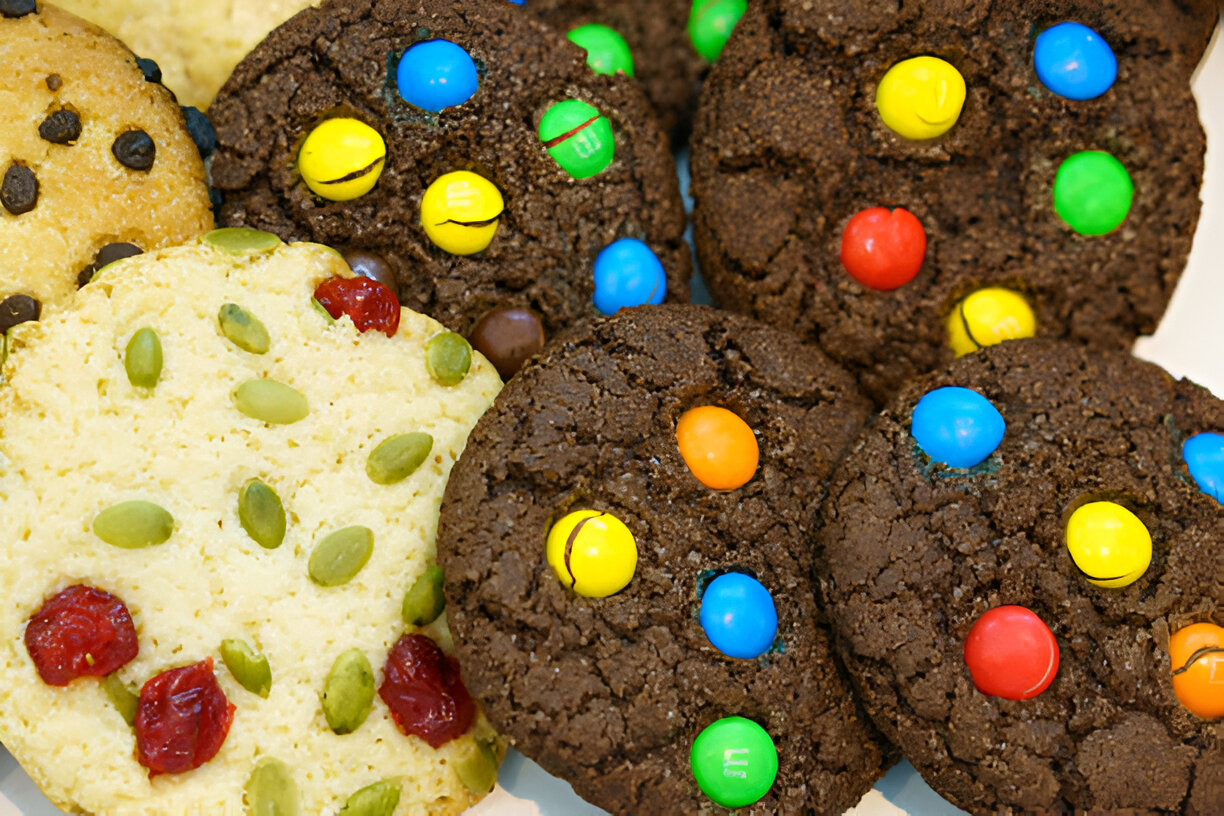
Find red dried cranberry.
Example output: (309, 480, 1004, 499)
(314, 275, 400, 337)
(135, 658, 234, 777)
(24, 585, 139, 686)
(378, 633, 475, 748)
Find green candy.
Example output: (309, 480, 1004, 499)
(690, 716, 778, 809)
(538, 99, 615, 180)
(204, 228, 283, 255)
(688, 0, 746, 62)
(567, 24, 634, 77)
(124, 328, 163, 388)
(1053, 150, 1133, 236)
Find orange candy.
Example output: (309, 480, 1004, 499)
(676, 406, 759, 490)
(1169, 622, 1224, 720)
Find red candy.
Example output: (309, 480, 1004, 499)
(378, 633, 475, 748)
(135, 658, 234, 777)
(24, 585, 139, 686)
(839, 206, 927, 290)
(313, 275, 401, 337)
(963, 605, 1059, 700)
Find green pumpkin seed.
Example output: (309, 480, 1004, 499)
(204, 228, 283, 255)
(308, 526, 373, 587)
(233, 379, 309, 424)
(336, 779, 401, 816)
(93, 500, 174, 548)
(425, 331, 472, 386)
(402, 565, 445, 627)
(365, 433, 433, 485)
(219, 304, 271, 354)
(453, 737, 500, 794)
(238, 479, 286, 549)
(245, 756, 299, 816)
(311, 298, 337, 324)
(124, 327, 163, 388)
(321, 648, 375, 735)
(220, 638, 272, 698)
(102, 674, 138, 726)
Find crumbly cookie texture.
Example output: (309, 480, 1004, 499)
(0, 235, 503, 815)
(0, 2, 213, 318)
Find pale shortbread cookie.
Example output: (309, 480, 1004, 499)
(0, 233, 503, 815)
(0, 2, 213, 323)
(55, 0, 320, 109)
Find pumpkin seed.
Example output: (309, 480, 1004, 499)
(124, 327, 162, 388)
(220, 638, 272, 698)
(401, 565, 445, 627)
(92, 500, 173, 548)
(238, 479, 286, 549)
(219, 304, 271, 354)
(336, 779, 400, 816)
(321, 648, 375, 735)
(365, 432, 433, 485)
(245, 756, 299, 816)
(311, 298, 336, 324)
(424, 331, 472, 386)
(308, 526, 373, 587)
(453, 737, 500, 794)
(233, 379, 309, 424)
(204, 228, 283, 255)
(102, 674, 138, 726)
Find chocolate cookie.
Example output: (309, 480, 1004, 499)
(209, 0, 690, 378)
(691, 0, 1218, 404)
(820, 339, 1223, 813)
(437, 304, 891, 814)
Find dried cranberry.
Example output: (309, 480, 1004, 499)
(378, 633, 475, 748)
(24, 585, 138, 686)
(314, 275, 400, 337)
(135, 658, 234, 777)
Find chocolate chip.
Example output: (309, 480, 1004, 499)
(0, 0, 36, 19)
(38, 109, 81, 145)
(111, 130, 155, 171)
(342, 250, 399, 299)
(1, 163, 38, 215)
(181, 106, 217, 158)
(468, 307, 546, 380)
(45, 73, 61, 91)
(136, 57, 162, 84)
(78, 243, 143, 287)
(0, 294, 40, 333)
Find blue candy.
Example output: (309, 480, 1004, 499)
(911, 386, 1005, 469)
(1034, 22, 1117, 101)
(699, 573, 777, 660)
(1183, 432, 1224, 503)
(396, 40, 479, 112)
(592, 238, 667, 315)
(506, 0, 525, 4)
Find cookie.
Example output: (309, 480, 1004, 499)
(819, 339, 1223, 813)
(209, 0, 691, 378)
(437, 304, 891, 814)
(691, 0, 1218, 404)
(0, 2, 214, 334)
(0, 231, 505, 814)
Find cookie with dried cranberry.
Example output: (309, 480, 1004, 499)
(0, 231, 504, 814)
(820, 339, 1224, 813)
(209, 0, 690, 378)
(0, 2, 214, 335)
(437, 304, 891, 814)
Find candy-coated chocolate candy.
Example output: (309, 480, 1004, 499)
(876, 56, 966, 141)
(1053, 151, 1133, 236)
(1182, 432, 1224, 504)
(297, 119, 386, 201)
(468, 306, 545, 380)
(1034, 22, 1117, 101)
(699, 573, 777, 660)
(676, 406, 759, 491)
(910, 386, 1004, 469)
(506, 0, 525, 5)
(545, 509, 637, 597)
(946, 288, 1037, 357)
(592, 238, 666, 314)
(963, 605, 1059, 700)
(396, 40, 479, 112)
(688, 0, 746, 62)
(1169, 622, 1224, 719)
(1064, 501, 1152, 588)
(840, 206, 926, 290)
(538, 99, 615, 179)
(690, 716, 778, 808)
(567, 24, 635, 77)
(420, 171, 504, 256)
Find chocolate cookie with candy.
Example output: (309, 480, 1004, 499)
(437, 305, 892, 814)
(820, 339, 1223, 813)
(210, 0, 690, 379)
(691, 0, 1218, 403)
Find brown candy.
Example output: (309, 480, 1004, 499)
(468, 307, 545, 380)
(112, 130, 155, 171)
(342, 250, 399, 299)
(0, 0, 35, 18)
(1, 163, 38, 215)
(38, 110, 81, 145)
(0, 294, 40, 333)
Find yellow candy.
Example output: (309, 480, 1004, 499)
(876, 56, 966, 141)
(545, 509, 637, 598)
(946, 288, 1037, 357)
(1065, 501, 1152, 588)
(297, 118, 386, 201)
(420, 171, 504, 256)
